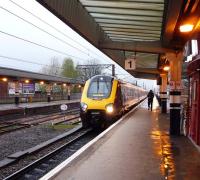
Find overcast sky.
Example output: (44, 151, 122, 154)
(0, 0, 156, 89)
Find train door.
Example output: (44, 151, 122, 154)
(114, 83, 123, 114)
(189, 72, 200, 145)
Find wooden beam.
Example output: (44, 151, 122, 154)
(162, 0, 184, 47)
(128, 71, 157, 80)
(131, 68, 159, 74)
(100, 40, 175, 54)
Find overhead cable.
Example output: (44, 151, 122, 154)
(7, 0, 112, 64)
(0, 30, 88, 61)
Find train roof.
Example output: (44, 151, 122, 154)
(88, 75, 146, 91)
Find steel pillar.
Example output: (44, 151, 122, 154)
(160, 74, 168, 113)
(15, 82, 20, 105)
(166, 52, 183, 135)
(46, 84, 52, 102)
(112, 64, 115, 76)
(67, 86, 71, 100)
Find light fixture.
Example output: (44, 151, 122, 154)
(179, 24, 194, 32)
(40, 81, 44, 85)
(54, 83, 57, 86)
(163, 66, 170, 71)
(2, 77, 7, 82)
(25, 80, 29, 83)
(78, 85, 81, 88)
(63, 83, 66, 87)
(162, 59, 170, 71)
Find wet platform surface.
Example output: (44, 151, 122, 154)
(43, 98, 200, 180)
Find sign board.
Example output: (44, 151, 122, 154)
(169, 81, 182, 90)
(176, 81, 181, 90)
(125, 58, 136, 70)
(22, 83, 35, 94)
(60, 104, 68, 111)
(169, 81, 175, 90)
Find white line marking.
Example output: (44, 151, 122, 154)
(40, 101, 144, 180)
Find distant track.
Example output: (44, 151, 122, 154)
(0, 108, 80, 135)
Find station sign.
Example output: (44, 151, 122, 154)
(125, 58, 136, 70)
(60, 104, 68, 111)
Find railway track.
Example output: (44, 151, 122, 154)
(0, 108, 80, 135)
(4, 128, 94, 180)
(1, 100, 145, 179)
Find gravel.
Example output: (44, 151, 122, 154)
(0, 124, 76, 161)
(0, 127, 93, 180)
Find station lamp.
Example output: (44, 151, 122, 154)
(2, 77, 8, 82)
(25, 80, 30, 83)
(179, 24, 194, 32)
(162, 59, 170, 71)
(163, 66, 170, 71)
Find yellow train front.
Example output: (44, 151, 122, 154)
(80, 75, 146, 128)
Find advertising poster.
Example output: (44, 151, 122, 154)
(35, 83, 41, 92)
(8, 82, 22, 95)
(22, 83, 35, 94)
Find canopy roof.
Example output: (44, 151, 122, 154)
(36, 0, 200, 79)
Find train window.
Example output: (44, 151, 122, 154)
(87, 76, 113, 99)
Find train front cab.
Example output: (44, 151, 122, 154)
(80, 76, 123, 128)
(187, 56, 200, 146)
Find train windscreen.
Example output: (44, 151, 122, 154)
(87, 76, 113, 99)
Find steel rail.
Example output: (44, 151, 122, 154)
(0, 109, 80, 135)
(4, 128, 93, 180)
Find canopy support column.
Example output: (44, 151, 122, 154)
(160, 74, 168, 113)
(166, 52, 183, 135)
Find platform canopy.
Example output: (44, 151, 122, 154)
(36, 0, 200, 79)
(0, 67, 83, 84)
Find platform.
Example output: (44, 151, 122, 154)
(41, 98, 200, 180)
(0, 99, 80, 117)
(0, 99, 79, 111)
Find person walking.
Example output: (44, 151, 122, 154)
(147, 90, 154, 111)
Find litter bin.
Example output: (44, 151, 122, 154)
(28, 96, 33, 103)
(47, 96, 51, 102)
(15, 96, 19, 105)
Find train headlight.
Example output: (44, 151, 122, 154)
(81, 102, 88, 112)
(106, 104, 114, 113)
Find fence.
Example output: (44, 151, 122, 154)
(0, 93, 81, 104)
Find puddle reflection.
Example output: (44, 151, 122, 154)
(151, 130, 175, 179)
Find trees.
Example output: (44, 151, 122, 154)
(40, 57, 61, 76)
(40, 57, 108, 81)
(76, 59, 103, 81)
(61, 58, 78, 78)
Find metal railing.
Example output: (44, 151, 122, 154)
(0, 93, 81, 104)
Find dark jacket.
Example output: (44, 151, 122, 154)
(147, 91, 154, 100)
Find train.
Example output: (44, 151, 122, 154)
(80, 75, 147, 128)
